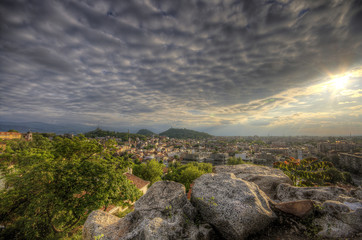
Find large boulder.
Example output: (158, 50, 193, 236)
(83, 210, 122, 240)
(275, 184, 362, 238)
(313, 200, 362, 238)
(83, 181, 214, 240)
(274, 200, 314, 218)
(191, 173, 276, 240)
(214, 164, 292, 199)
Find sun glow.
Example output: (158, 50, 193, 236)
(330, 73, 350, 89)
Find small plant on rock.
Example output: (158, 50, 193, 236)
(165, 205, 173, 219)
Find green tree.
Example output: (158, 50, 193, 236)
(164, 162, 212, 191)
(227, 157, 246, 165)
(178, 166, 203, 191)
(133, 159, 164, 185)
(0, 136, 141, 239)
(273, 157, 353, 186)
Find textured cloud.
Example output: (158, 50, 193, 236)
(0, 0, 361, 135)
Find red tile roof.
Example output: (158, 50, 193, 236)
(124, 173, 150, 189)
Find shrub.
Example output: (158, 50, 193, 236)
(164, 162, 212, 191)
(273, 157, 351, 186)
(227, 157, 246, 165)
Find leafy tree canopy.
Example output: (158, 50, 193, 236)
(227, 157, 246, 165)
(0, 135, 141, 239)
(164, 162, 213, 191)
(133, 159, 165, 185)
(273, 157, 353, 187)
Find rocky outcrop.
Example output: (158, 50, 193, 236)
(275, 183, 362, 238)
(83, 210, 121, 240)
(313, 200, 362, 238)
(83, 165, 362, 240)
(274, 200, 314, 218)
(83, 181, 214, 240)
(214, 164, 292, 199)
(276, 183, 358, 202)
(191, 173, 276, 240)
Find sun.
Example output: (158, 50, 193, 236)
(330, 73, 350, 89)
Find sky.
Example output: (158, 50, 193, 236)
(0, 0, 362, 136)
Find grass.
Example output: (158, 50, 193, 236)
(114, 207, 134, 218)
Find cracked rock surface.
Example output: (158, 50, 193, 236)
(191, 173, 276, 240)
(83, 181, 214, 240)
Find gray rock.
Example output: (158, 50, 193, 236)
(82, 210, 123, 240)
(344, 201, 362, 211)
(340, 207, 362, 232)
(83, 181, 214, 240)
(276, 185, 362, 238)
(312, 200, 362, 238)
(321, 200, 351, 215)
(276, 183, 350, 202)
(191, 173, 276, 240)
(314, 214, 360, 238)
(351, 187, 362, 200)
(214, 164, 292, 199)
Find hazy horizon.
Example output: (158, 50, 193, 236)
(1, 120, 361, 137)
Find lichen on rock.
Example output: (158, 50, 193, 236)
(83, 165, 362, 240)
(191, 173, 276, 240)
(214, 164, 292, 199)
(83, 181, 214, 240)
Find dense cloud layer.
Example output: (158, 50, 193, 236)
(0, 0, 361, 135)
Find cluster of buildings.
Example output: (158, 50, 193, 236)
(0, 131, 32, 141)
(94, 135, 362, 174)
(0, 131, 33, 152)
(1, 131, 361, 213)
(1, 130, 361, 174)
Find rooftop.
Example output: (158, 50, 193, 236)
(124, 173, 150, 189)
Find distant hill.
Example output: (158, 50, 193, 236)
(84, 128, 146, 141)
(159, 128, 212, 139)
(137, 129, 155, 136)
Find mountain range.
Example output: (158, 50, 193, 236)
(0, 122, 213, 139)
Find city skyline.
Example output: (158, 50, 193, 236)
(1, 0, 361, 136)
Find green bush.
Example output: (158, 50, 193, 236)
(164, 162, 212, 191)
(227, 157, 246, 165)
(273, 157, 352, 187)
(133, 159, 165, 185)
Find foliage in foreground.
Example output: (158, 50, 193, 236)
(164, 162, 213, 191)
(0, 135, 142, 239)
(273, 157, 353, 187)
